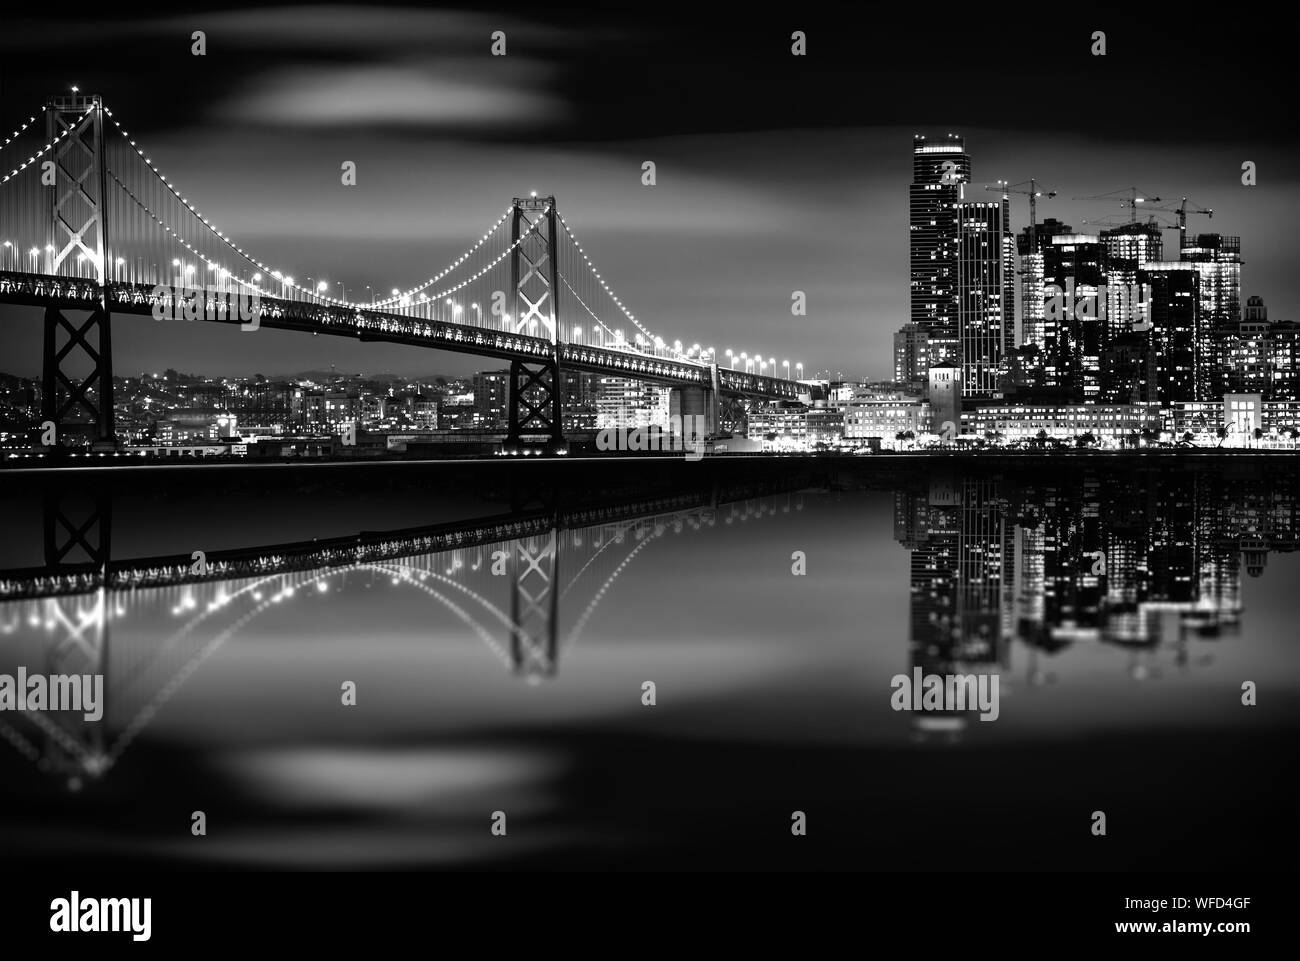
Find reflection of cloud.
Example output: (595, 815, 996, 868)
(221, 746, 565, 812)
(218, 63, 570, 129)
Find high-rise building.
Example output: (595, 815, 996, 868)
(1181, 233, 1242, 328)
(910, 134, 970, 364)
(1017, 217, 1074, 352)
(1212, 296, 1300, 402)
(956, 198, 1015, 398)
(1101, 221, 1162, 342)
(893, 323, 930, 386)
(1043, 233, 1106, 400)
(1140, 263, 1202, 403)
(595, 377, 670, 429)
(1181, 234, 1242, 394)
(561, 370, 599, 432)
(472, 369, 509, 427)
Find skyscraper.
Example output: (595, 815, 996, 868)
(956, 197, 1015, 398)
(1017, 217, 1074, 353)
(1140, 263, 1201, 403)
(1101, 221, 1163, 342)
(910, 134, 970, 365)
(1181, 234, 1242, 395)
(1181, 234, 1242, 328)
(1043, 233, 1106, 400)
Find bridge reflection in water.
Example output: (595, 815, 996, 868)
(0, 467, 809, 788)
(0, 461, 1295, 869)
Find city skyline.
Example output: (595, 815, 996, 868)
(1, 123, 1292, 383)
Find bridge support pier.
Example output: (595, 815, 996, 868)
(669, 385, 715, 441)
(716, 396, 749, 436)
(505, 354, 565, 452)
(42, 304, 116, 448)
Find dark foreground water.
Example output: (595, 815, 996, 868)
(0, 458, 1295, 870)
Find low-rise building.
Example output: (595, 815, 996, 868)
(961, 402, 1161, 446)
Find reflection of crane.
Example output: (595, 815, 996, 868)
(1139, 197, 1213, 250)
(1073, 187, 1161, 223)
(986, 179, 1056, 251)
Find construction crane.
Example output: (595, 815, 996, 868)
(1139, 197, 1213, 250)
(1081, 213, 1176, 231)
(986, 179, 1057, 251)
(1073, 187, 1162, 223)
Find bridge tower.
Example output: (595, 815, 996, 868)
(506, 196, 565, 451)
(42, 91, 115, 449)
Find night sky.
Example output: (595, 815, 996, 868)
(1, 3, 1296, 381)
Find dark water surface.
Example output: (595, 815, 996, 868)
(0, 459, 1295, 869)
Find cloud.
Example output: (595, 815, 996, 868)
(216, 62, 570, 129)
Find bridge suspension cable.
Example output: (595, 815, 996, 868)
(104, 109, 514, 310)
(0, 98, 803, 382)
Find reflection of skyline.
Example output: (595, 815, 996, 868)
(894, 467, 1298, 733)
(0, 462, 1295, 871)
(0, 462, 1295, 787)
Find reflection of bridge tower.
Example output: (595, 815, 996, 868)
(42, 91, 115, 448)
(40, 594, 109, 790)
(509, 532, 559, 680)
(44, 485, 112, 576)
(39, 485, 112, 786)
(506, 196, 564, 450)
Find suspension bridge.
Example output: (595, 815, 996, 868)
(0, 91, 806, 451)
(0, 473, 806, 788)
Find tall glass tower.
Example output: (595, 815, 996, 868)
(910, 134, 970, 366)
(956, 197, 1015, 398)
